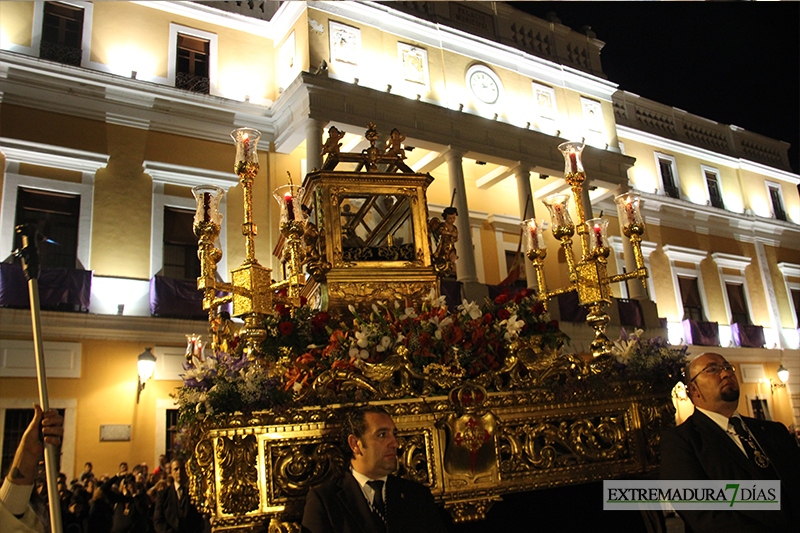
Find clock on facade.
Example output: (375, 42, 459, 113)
(467, 65, 502, 105)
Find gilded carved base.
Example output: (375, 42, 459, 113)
(187, 386, 674, 531)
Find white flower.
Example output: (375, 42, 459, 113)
(423, 288, 448, 308)
(396, 333, 406, 344)
(292, 381, 303, 392)
(349, 343, 369, 360)
(428, 315, 453, 340)
(376, 336, 392, 352)
(355, 329, 371, 348)
(348, 304, 357, 314)
(503, 314, 525, 340)
(400, 307, 418, 320)
(372, 304, 380, 315)
(458, 299, 482, 320)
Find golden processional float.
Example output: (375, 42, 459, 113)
(178, 124, 684, 532)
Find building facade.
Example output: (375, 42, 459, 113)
(0, 1, 798, 480)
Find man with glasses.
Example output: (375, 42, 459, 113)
(660, 352, 800, 532)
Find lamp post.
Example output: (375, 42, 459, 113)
(136, 347, 156, 403)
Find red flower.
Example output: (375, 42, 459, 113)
(497, 309, 511, 320)
(276, 304, 291, 317)
(300, 296, 308, 306)
(494, 294, 509, 305)
(513, 289, 529, 304)
(482, 313, 493, 324)
(315, 311, 331, 323)
(532, 302, 545, 315)
(279, 322, 295, 335)
(548, 320, 559, 329)
(535, 323, 547, 332)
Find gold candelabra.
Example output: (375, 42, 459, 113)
(192, 128, 305, 360)
(524, 141, 648, 358)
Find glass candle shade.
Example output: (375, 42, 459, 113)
(543, 193, 573, 229)
(523, 218, 546, 252)
(192, 185, 224, 228)
(558, 141, 585, 175)
(587, 218, 609, 250)
(273, 184, 304, 223)
(231, 128, 261, 166)
(615, 192, 644, 232)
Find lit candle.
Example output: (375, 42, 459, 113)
(203, 192, 211, 223)
(569, 149, 578, 174)
(625, 198, 635, 225)
(529, 225, 538, 249)
(242, 133, 250, 159)
(284, 191, 295, 220)
(593, 224, 603, 248)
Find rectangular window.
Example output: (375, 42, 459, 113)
(1, 408, 64, 479)
(768, 184, 787, 221)
(678, 276, 704, 321)
(705, 171, 725, 209)
(791, 288, 800, 326)
(176, 34, 210, 94)
(14, 187, 81, 269)
(658, 158, 679, 199)
(725, 283, 750, 325)
(166, 409, 179, 461)
(40, 1, 84, 66)
(505, 250, 526, 282)
(162, 207, 200, 280)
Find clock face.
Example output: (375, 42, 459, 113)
(469, 70, 499, 104)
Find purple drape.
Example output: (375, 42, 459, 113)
(150, 275, 207, 319)
(557, 291, 589, 323)
(439, 279, 462, 313)
(0, 263, 91, 311)
(617, 299, 644, 328)
(682, 319, 719, 346)
(732, 323, 765, 348)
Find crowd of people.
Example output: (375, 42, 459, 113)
(10, 441, 206, 533)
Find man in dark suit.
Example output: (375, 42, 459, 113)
(153, 459, 205, 533)
(302, 405, 448, 533)
(660, 352, 800, 533)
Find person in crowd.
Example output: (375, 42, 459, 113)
(661, 352, 800, 532)
(87, 478, 117, 533)
(153, 459, 204, 533)
(302, 405, 448, 533)
(0, 404, 63, 533)
(152, 456, 168, 477)
(111, 476, 150, 533)
(79, 462, 94, 484)
(117, 463, 129, 477)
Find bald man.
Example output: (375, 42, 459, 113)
(660, 352, 800, 533)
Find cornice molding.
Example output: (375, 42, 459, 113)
(0, 137, 108, 172)
(710, 252, 751, 272)
(142, 161, 239, 189)
(0, 308, 199, 344)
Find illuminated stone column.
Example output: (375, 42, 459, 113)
(444, 147, 486, 302)
(515, 165, 537, 288)
(305, 118, 324, 173)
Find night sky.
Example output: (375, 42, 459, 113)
(508, 1, 800, 173)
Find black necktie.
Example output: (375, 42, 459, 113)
(366, 480, 386, 522)
(729, 417, 769, 468)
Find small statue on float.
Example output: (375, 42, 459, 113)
(321, 126, 346, 158)
(210, 310, 238, 354)
(384, 128, 407, 160)
(428, 206, 459, 277)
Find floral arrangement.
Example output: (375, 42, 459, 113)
(174, 288, 564, 422)
(610, 328, 688, 386)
